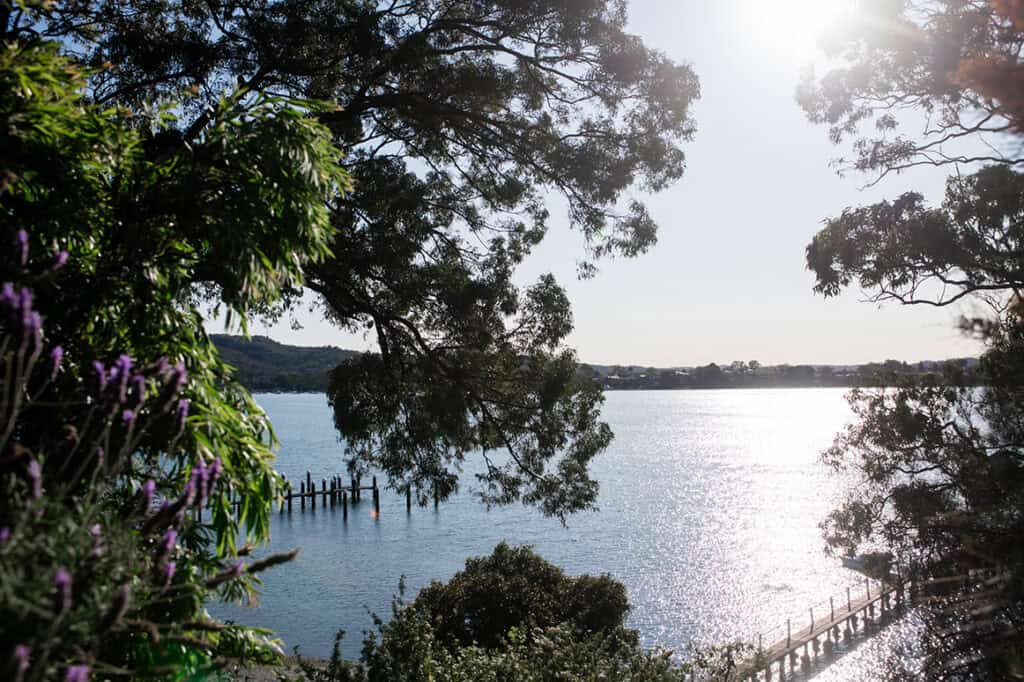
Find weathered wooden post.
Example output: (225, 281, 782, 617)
(287, 482, 293, 513)
(809, 607, 814, 629)
(434, 487, 439, 508)
(786, 619, 791, 647)
(866, 577, 870, 600)
(311, 478, 316, 510)
(830, 597, 834, 621)
(373, 479, 380, 516)
(300, 481, 306, 511)
(342, 491, 348, 521)
(801, 644, 810, 671)
(351, 475, 357, 502)
(306, 471, 312, 497)
(406, 487, 412, 513)
(847, 586, 851, 612)
(329, 478, 335, 507)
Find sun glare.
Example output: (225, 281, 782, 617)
(741, 0, 853, 58)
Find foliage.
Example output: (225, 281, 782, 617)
(797, 0, 1024, 181)
(0, 19, 348, 678)
(406, 542, 630, 651)
(802, 0, 1024, 677)
(293, 545, 750, 682)
(14, 0, 701, 519)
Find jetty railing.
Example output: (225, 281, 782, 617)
(733, 574, 907, 681)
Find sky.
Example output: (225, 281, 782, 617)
(214, 0, 988, 367)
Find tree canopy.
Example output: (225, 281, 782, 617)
(10, 0, 701, 517)
(801, 0, 1024, 676)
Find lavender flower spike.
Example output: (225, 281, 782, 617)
(49, 250, 68, 272)
(141, 479, 156, 509)
(65, 664, 90, 682)
(13, 644, 30, 682)
(157, 528, 177, 563)
(54, 567, 71, 614)
(26, 459, 41, 499)
(15, 230, 28, 264)
(49, 345, 63, 380)
(0, 527, 10, 545)
(175, 398, 190, 433)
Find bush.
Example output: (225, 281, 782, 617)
(0, 17, 348, 678)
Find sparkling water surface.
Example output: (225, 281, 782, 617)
(211, 389, 903, 678)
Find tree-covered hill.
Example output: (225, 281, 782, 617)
(212, 334, 361, 392)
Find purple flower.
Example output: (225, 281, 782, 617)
(179, 477, 196, 508)
(17, 287, 33, 327)
(26, 459, 41, 499)
(25, 311, 41, 352)
(0, 527, 10, 545)
(153, 356, 169, 375)
(170, 361, 187, 393)
(190, 461, 210, 507)
(49, 250, 68, 272)
(142, 479, 156, 509)
(112, 354, 133, 403)
(54, 567, 71, 614)
(15, 230, 28, 264)
(14, 644, 30, 677)
(175, 398, 189, 433)
(209, 457, 223, 490)
(0, 282, 15, 311)
(122, 409, 136, 426)
(49, 345, 63, 380)
(89, 524, 101, 537)
(92, 360, 107, 392)
(163, 560, 176, 586)
(157, 528, 177, 563)
(64, 664, 89, 682)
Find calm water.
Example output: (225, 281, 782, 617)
(211, 389, 910, 678)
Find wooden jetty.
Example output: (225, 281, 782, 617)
(216, 471, 422, 520)
(735, 576, 907, 681)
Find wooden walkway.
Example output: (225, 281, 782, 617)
(212, 471, 437, 521)
(735, 579, 904, 680)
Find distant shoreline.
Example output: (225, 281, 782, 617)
(213, 334, 980, 394)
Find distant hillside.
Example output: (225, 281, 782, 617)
(212, 334, 361, 392)
(213, 334, 980, 393)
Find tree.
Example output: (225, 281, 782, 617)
(297, 545, 749, 682)
(0, 20, 349, 677)
(17, 0, 701, 518)
(407, 542, 630, 651)
(801, 1, 1024, 676)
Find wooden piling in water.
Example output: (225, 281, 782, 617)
(300, 481, 305, 510)
(342, 491, 348, 521)
(406, 488, 412, 513)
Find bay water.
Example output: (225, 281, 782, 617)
(211, 389, 913, 678)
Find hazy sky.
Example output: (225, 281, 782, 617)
(218, 0, 987, 367)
